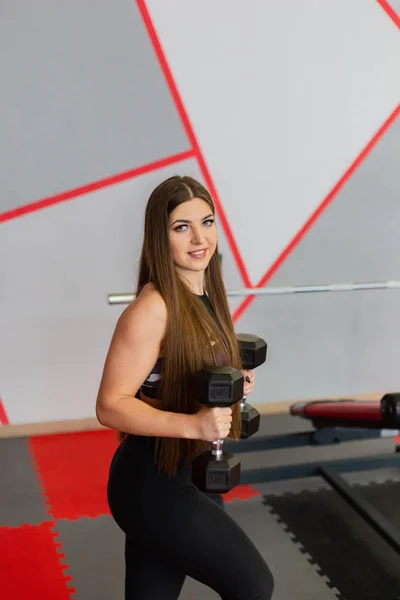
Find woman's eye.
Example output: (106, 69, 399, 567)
(174, 219, 214, 232)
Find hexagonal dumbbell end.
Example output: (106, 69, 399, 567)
(240, 404, 261, 439)
(380, 393, 400, 426)
(189, 366, 244, 407)
(191, 451, 241, 494)
(236, 333, 267, 370)
(236, 334, 267, 439)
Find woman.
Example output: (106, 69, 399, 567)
(96, 175, 275, 599)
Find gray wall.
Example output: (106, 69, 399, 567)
(1, 0, 399, 424)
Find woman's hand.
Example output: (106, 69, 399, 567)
(193, 406, 233, 441)
(241, 369, 255, 396)
(189, 369, 255, 441)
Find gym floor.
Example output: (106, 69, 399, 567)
(2, 414, 400, 600)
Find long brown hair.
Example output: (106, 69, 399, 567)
(133, 175, 243, 476)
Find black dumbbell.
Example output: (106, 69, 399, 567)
(236, 333, 268, 439)
(380, 393, 400, 426)
(189, 366, 244, 494)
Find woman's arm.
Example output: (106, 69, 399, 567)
(96, 285, 198, 439)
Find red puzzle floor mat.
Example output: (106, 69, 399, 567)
(28, 429, 118, 520)
(224, 484, 261, 502)
(0, 521, 74, 600)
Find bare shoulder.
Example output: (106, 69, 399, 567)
(135, 282, 167, 319)
(117, 282, 167, 337)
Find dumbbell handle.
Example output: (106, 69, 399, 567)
(211, 439, 224, 459)
(213, 375, 252, 451)
(191, 366, 245, 458)
(213, 384, 250, 456)
(214, 382, 250, 456)
(240, 375, 251, 410)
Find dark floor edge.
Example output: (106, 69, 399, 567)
(262, 497, 345, 600)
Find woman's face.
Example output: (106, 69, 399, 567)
(168, 197, 217, 275)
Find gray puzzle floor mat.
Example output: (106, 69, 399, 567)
(2, 419, 400, 599)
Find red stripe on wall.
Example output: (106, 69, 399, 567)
(377, 0, 400, 28)
(0, 398, 10, 425)
(0, 149, 195, 224)
(232, 104, 400, 322)
(136, 0, 252, 289)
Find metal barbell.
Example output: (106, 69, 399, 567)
(107, 280, 400, 305)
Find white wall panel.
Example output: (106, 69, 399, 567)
(146, 0, 400, 283)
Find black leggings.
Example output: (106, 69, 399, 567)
(107, 434, 275, 600)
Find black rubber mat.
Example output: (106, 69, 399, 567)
(264, 479, 400, 600)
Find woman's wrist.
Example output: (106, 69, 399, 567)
(160, 410, 199, 440)
(183, 413, 200, 440)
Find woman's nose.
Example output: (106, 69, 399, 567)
(191, 227, 206, 244)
